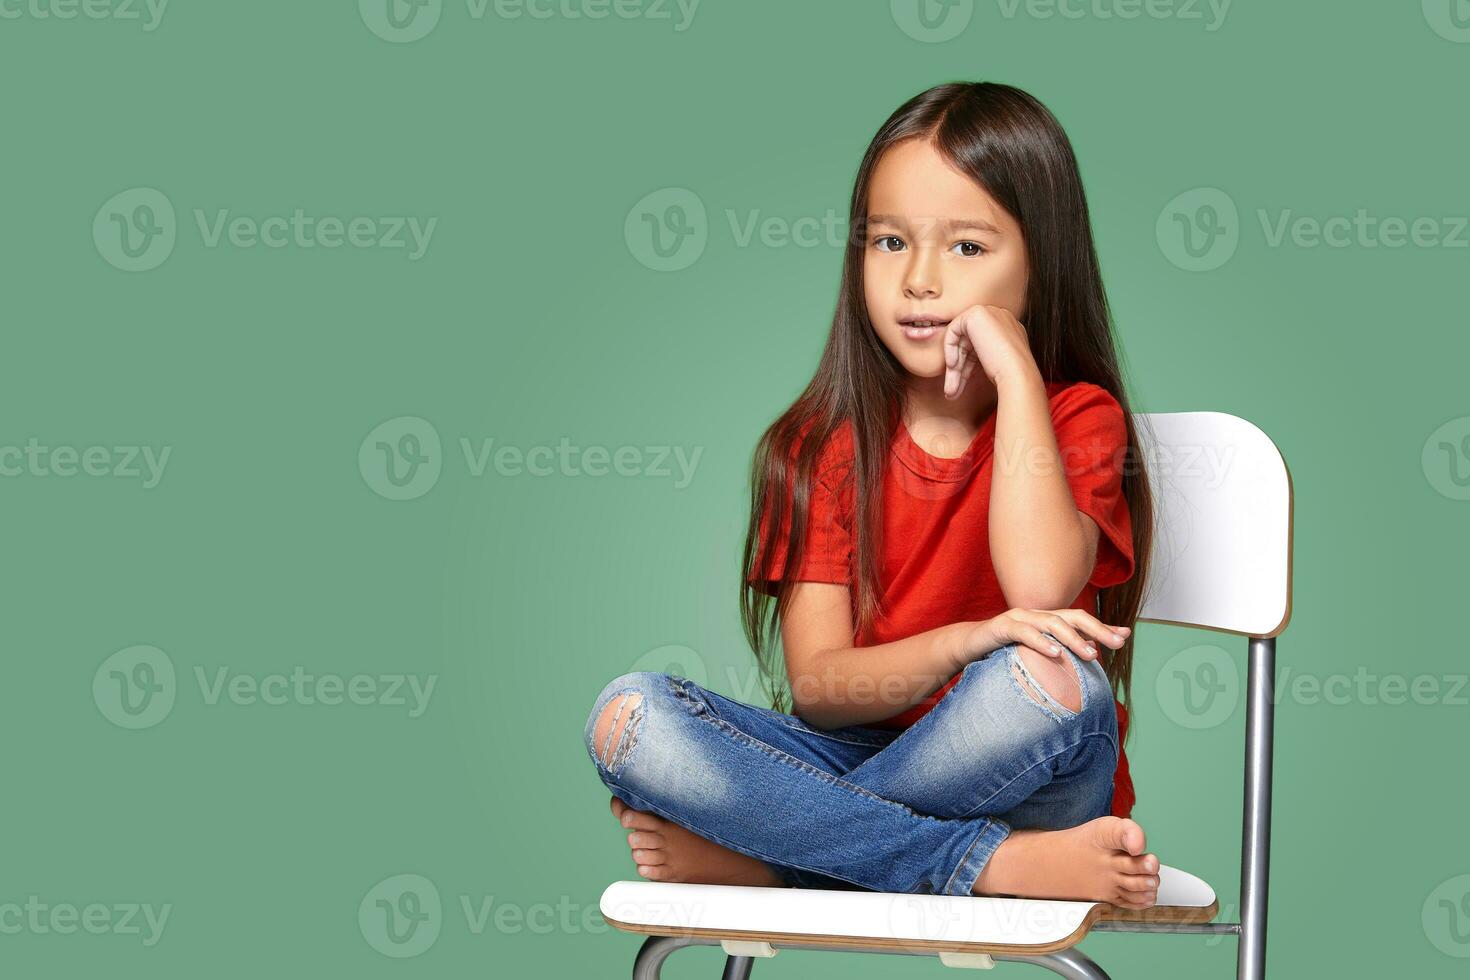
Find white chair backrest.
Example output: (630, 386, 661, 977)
(1133, 412, 1293, 637)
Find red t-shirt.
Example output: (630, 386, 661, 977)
(749, 380, 1137, 818)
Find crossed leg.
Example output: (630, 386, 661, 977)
(588, 647, 1159, 906)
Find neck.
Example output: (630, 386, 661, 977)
(902, 372, 998, 433)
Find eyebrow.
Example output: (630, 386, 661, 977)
(867, 213, 1002, 235)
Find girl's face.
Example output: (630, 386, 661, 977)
(862, 138, 1029, 382)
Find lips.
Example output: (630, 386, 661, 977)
(899, 314, 950, 341)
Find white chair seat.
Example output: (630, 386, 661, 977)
(600, 865, 1217, 955)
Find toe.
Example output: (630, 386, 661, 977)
(1112, 888, 1155, 910)
(610, 795, 625, 819)
(1117, 818, 1147, 855)
(1119, 873, 1159, 895)
(637, 864, 666, 881)
(631, 848, 666, 865)
(1112, 852, 1156, 875)
(620, 808, 664, 831)
(627, 831, 665, 850)
(1090, 816, 1146, 857)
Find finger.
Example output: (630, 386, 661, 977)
(943, 316, 968, 366)
(950, 343, 977, 399)
(1019, 624, 1065, 659)
(1037, 615, 1099, 661)
(959, 356, 977, 388)
(1060, 611, 1131, 648)
(945, 357, 969, 399)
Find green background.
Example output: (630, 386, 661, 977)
(3, 0, 1467, 976)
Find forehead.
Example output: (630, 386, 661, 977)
(866, 138, 1013, 232)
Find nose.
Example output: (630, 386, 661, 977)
(902, 246, 941, 300)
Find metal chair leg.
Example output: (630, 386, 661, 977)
(720, 954, 754, 980)
(632, 935, 706, 980)
(1237, 636, 1275, 980)
(628, 935, 1112, 980)
(996, 948, 1113, 979)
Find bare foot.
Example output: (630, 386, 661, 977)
(973, 816, 1161, 909)
(609, 796, 784, 886)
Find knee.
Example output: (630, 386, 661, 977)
(1007, 645, 1084, 715)
(585, 672, 663, 773)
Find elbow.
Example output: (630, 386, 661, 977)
(786, 654, 841, 729)
(1001, 569, 1091, 611)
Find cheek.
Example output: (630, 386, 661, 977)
(862, 258, 882, 307)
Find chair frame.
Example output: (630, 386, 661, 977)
(610, 411, 1290, 980)
(624, 637, 1271, 980)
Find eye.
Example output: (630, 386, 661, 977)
(952, 241, 986, 257)
(873, 235, 906, 253)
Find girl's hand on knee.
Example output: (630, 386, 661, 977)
(967, 608, 1131, 664)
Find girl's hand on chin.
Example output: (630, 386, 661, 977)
(941, 305, 1035, 399)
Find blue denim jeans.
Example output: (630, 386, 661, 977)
(584, 644, 1119, 896)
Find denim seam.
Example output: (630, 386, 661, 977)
(667, 679, 915, 808)
(685, 680, 893, 749)
(955, 731, 1120, 820)
(704, 715, 938, 810)
(774, 718, 895, 748)
(941, 817, 1009, 896)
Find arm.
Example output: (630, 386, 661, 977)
(779, 581, 1130, 730)
(987, 365, 1099, 609)
(779, 581, 974, 730)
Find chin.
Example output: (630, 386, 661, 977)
(896, 355, 945, 380)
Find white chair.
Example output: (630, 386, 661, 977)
(599, 411, 1293, 980)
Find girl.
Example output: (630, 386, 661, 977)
(585, 81, 1160, 907)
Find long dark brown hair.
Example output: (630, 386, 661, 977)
(739, 82, 1155, 737)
